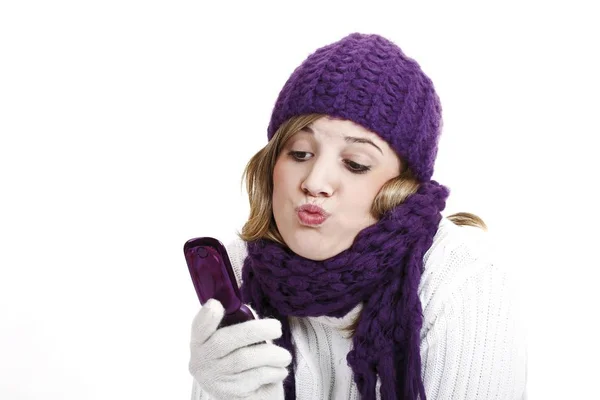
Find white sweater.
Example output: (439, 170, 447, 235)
(191, 218, 528, 400)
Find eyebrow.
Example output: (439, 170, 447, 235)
(300, 126, 383, 155)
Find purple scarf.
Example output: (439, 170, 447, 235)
(241, 180, 449, 400)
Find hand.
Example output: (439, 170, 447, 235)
(189, 299, 291, 400)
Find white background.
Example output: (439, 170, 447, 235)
(1, 1, 598, 399)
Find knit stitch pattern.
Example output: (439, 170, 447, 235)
(267, 33, 442, 182)
(241, 180, 450, 400)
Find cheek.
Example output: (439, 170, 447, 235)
(272, 159, 293, 206)
(342, 175, 387, 224)
(273, 158, 299, 190)
(272, 160, 286, 194)
(349, 180, 380, 207)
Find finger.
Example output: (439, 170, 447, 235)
(253, 383, 285, 400)
(221, 366, 289, 395)
(190, 298, 225, 346)
(206, 319, 283, 358)
(222, 343, 292, 373)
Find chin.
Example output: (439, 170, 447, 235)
(285, 230, 347, 261)
(293, 247, 331, 261)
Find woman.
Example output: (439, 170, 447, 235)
(188, 33, 527, 400)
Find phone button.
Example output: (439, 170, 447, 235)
(195, 247, 208, 258)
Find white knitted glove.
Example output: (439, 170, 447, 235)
(189, 299, 291, 400)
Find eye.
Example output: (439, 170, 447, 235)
(344, 160, 371, 174)
(287, 151, 371, 174)
(288, 151, 312, 161)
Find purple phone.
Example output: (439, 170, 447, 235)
(184, 237, 255, 327)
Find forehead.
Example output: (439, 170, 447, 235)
(307, 116, 384, 143)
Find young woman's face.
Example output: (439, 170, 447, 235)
(272, 116, 402, 261)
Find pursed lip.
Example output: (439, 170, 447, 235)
(296, 204, 330, 216)
(295, 204, 331, 226)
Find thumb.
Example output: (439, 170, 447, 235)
(190, 298, 225, 346)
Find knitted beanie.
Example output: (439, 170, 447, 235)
(267, 33, 442, 182)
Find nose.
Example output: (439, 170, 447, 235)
(300, 160, 335, 197)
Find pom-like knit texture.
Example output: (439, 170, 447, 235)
(267, 33, 442, 182)
(241, 181, 450, 400)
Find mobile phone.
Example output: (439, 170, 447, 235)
(184, 237, 255, 327)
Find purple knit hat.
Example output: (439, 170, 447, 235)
(267, 33, 442, 182)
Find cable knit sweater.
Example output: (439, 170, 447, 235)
(191, 217, 528, 400)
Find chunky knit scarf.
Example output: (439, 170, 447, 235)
(240, 180, 450, 400)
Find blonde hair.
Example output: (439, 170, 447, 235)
(240, 114, 486, 243)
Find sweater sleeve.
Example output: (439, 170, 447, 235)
(420, 259, 528, 400)
(225, 237, 247, 288)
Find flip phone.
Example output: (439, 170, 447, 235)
(184, 237, 255, 327)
